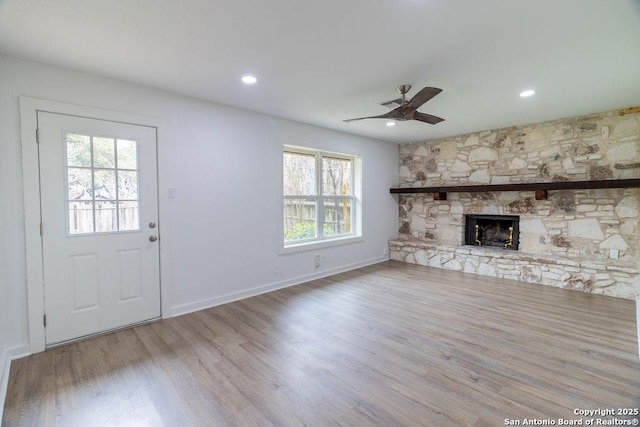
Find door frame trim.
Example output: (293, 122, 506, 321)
(20, 96, 170, 353)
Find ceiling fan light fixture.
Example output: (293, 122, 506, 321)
(520, 89, 535, 98)
(386, 121, 396, 127)
(241, 75, 257, 84)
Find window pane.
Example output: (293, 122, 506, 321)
(93, 137, 115, 168)
(65, 133, 142, 236)
(323, 198, 352, 236)
(118, 171, 138, 200)
(118, 201, 140, 231)
(284, 198, 317, 242)
(68, 168, 93, 200)
(283, 152, 316, 195)
(94, 169, 116, 200)
(322, 157, 352, 196)
(68, 201, 94, 234)
(117, 139, 138, 170)
(95, 201, 117, 232)
(66, 134, 92, 167)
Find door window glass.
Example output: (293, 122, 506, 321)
(65, 133, 140, 235)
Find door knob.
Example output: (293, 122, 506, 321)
(149, 222, 156, 229)
(149, 235, 158, 242)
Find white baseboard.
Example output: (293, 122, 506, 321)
(0, 345, 31, 421)
(171, 256, 388, 318)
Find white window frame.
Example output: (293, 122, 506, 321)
(281, 145, 362, 253)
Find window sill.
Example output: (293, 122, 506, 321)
(280, 235, 363, 254)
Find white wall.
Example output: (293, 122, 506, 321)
(0, 208, 5, 371)
(0, 54, 398, 353)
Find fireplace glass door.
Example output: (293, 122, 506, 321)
(465, 215, 519, 250)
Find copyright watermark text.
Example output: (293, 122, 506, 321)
(504, 408, 639, 426)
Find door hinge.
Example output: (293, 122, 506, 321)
(36, 128, 40, 144)
(40, 222, 43, 237)
(43, 314, 47, 327)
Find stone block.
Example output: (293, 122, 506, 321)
(464, 136, 480, 146)
(599, 234, 629, 250)
(477, 263, 497, 277)
(507, 157, 527, 170)
(588, 165, 613, 180)
(468, 147, 498, 162)
(450, 201, 464, 214)
(567, 219, 604, 240)
(428, 254, 442, 268)
(566, 168, 587, 175)
(451, 159, 473, 172)
(519, 218, 547, 234)
(399, 165, 412, 180)
(468, 169, 491, 183)
(540, 146, 562, 160)
(438, 141, 459, 159)
(414, 146, 430, 156)
(606, 265, 638, 274)
(414, 249, 431, 266)
(410, 215, 427, 232)
(389, 250, 403, 260)
(585, 212, 614, 218)
(581, 262, 606, 270)
(519, 234, 548, 255)
(443, 259, 463, 271)
(606, 141, 638, 162)
(575, 204, 597, 212)
(613, 118, 640, 136)
(615, 196, 639, 218)
(464, 258, 479, 273)
(450, 172, 471, 178)
(595, 279, 616, 287)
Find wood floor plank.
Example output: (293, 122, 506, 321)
(3, 261, 639, 426)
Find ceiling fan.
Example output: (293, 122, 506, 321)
(343, 84, 445, 125)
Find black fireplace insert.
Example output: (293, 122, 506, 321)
(465, 214, 520, 250)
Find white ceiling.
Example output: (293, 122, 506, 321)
(1, 0, 639, 144)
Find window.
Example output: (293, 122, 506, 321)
(283, 146, 359, 248)
(65, 132, 140, 235)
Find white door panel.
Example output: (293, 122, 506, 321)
(38, 112, 160, 345)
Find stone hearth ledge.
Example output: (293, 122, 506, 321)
(389, 238, 639, 300)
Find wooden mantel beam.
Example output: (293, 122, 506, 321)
(390, 178, 640, 195)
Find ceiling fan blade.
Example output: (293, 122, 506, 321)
(413, 111, 445, 125)
(343, 109, 403, 123)
(380, 97, 404, 109)
(405, 87, 442, 111)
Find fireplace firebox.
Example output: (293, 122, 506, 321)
(465, 214, 519, 250)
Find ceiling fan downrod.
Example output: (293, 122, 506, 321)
(397, 84, 411, 104)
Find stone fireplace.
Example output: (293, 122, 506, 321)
(465, 215, 519, 250)
(389, 107, 640, 300)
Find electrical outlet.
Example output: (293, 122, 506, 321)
(609, 249, 619, 259)
(274, 264, 280, 274)
(314, 254, 321, 269)
(383, 247, 389, 256)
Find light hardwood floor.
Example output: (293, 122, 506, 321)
(3, 261, 639, 426)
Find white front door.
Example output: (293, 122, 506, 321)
(38, 112, 161, 346)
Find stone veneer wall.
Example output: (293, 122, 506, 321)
(390, 107, 640, 300)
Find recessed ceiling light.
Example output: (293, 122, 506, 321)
(520, 89, 535, 98)
(386, 121, 396, 127)
(242, 75, 257, 84)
